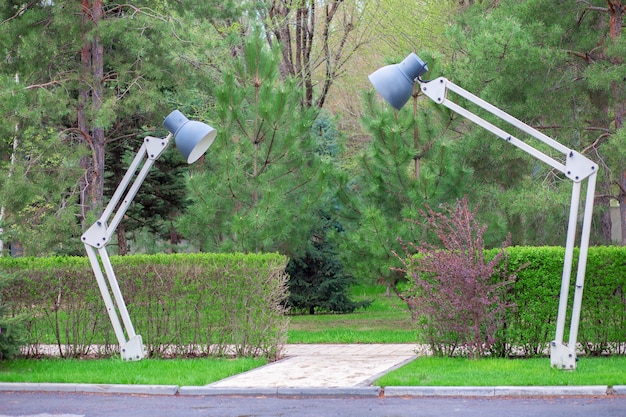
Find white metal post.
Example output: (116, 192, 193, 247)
(568, 172, 597, 348)
(555, 181, 581, 343)
(84, 244, 127, 346)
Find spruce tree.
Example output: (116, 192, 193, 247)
(286, 211, 371, 314)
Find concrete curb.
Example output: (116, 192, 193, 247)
(384, 386, 495, 397)
(277, 387, 381, 397)
(384, 385, 611, 397)
(1, 383, 621, 397)
(612, 385, 626, 395)
(179, 386, 278, 396)
(75, 384, 179, 395)
(494, 385, 609, 397)
(0, 382, 78, 393)
(179, 386, 381, 397)
(0, 382, 178, 395)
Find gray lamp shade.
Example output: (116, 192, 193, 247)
(368, 53, 429, 110)
(163, 110, 217, 164)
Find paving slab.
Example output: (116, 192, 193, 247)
(208, 344, 418, 389)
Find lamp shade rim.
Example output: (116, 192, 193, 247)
(178, 127, 216, 163)
(163, 109, 217, 164)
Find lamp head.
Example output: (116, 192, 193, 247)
(163, 110, 217, 163)
(368, 53, 429, 110)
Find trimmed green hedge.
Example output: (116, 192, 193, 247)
(0, 253, 289, 359)
(491, 246, 626, 356)
(2, 247, 624, 358)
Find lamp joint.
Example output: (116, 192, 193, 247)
(82, 220, 109, 248)
(144, 136, 169, 161)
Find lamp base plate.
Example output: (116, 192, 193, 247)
(550, 341, 577, 370)
(121, 335, 144, 361)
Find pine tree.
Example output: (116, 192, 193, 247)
(0, 1, 221, 255)
(445, 0, 621, 245)
(176, 31, 332, 256)
(338, 56, 471, 289)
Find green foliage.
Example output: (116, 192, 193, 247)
(395, 244, 626, 358)
(0, 270, 27, 360)
(105, 138, 190, 253)
(445, 0, 620, 245)
(0, 124, 86, 257)
(496, 246, 571, 356)
(499, 246, 626, 357)
(377, 356, 626, 387)
(0, 1, 225, 256)
(0, 357, 266, 386)
(0, 253, 289, 359)
(339, 60, 471, 286)
(177, 30, 332, 255)
(286, 213, 371, 314)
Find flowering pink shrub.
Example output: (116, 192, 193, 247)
(395, 196, 516, 358)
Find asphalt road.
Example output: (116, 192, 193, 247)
(1, 392, 626, 417)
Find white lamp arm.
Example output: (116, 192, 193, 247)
(419, 77, 597, 182)
(418, 76, 598, 369)
(80, 134, 171, 361)
(78, 109, 217, 362)
(82, 135, 171, 247)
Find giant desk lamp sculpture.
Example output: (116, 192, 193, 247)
(81, 110, 217, 361)
(370, 53, 598, 370)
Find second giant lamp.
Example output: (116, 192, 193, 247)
(370, 53, 598, 370)
(81, 110, 217, 360)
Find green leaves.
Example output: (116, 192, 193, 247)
(178, 31, 331, 255)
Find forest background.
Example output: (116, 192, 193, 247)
(1, 0, 626, 301)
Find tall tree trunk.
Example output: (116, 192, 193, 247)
(78, 0, 106, 222)
(267, 0, 356, 109)
(117, 221, 128, 255)
(607, 0, 626, 244)
(0, 108, 19, 256)
(78, 1, 92, 222)
(616, 151, 626, 248)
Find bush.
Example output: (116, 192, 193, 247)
(0, 253, 289, 359)
(500, 246, 626, 356)
(0, 270, 27, 360)
(396, 197, 516, 358)
(396, 240, 626, 357)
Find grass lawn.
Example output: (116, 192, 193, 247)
(0, 357, 266, 386)
(287, 284, 417, 343)
(376, 355, 626, 387)
(1, 285, 623, 387)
